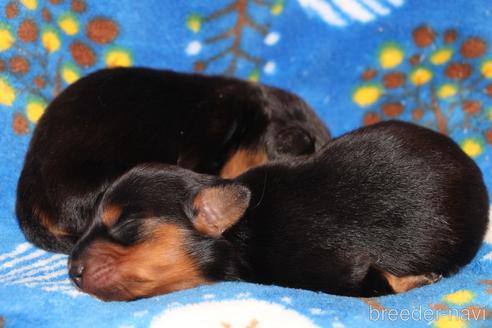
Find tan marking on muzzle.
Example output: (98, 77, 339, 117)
(82, 222, 210, 300)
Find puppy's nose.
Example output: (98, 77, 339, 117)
(68, 259, 84, 288)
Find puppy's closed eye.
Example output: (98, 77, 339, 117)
(107, 218, 143, 245)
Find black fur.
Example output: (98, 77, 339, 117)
(233, 121, 489, 295)
(16, 67, 330, 253)
(69, 120, 489, 299)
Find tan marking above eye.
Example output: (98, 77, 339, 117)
(101, 205, 122, 227)
(220, 147, 268, 179)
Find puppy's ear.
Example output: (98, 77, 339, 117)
(267, 125, 315, 158)
(191, 184, 251, 237)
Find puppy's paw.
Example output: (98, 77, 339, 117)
(383, 271, 443, 293)
(424, 272, 443, 284)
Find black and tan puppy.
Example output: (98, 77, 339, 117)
(16, 67, 330, 253)
(68, 121, 488, 301)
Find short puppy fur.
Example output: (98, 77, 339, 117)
(16, 67, 330, 253)
(69, 121, 489, 300)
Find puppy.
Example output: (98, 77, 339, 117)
(68, 120, 489, 301)
(16, 67, 331, 254)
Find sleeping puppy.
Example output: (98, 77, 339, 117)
(68, 120, 489, 301)
(16, 67, 330, 254)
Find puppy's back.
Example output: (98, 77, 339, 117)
(316, 120, 489, 275)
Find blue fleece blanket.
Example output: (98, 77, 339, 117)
(1, 0, 491, 327)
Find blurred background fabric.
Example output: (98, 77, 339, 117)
(0, 0, 491, 327)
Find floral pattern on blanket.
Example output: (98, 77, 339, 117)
(0, 0, 132, 135)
